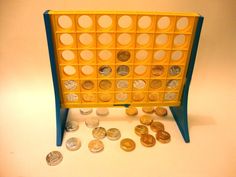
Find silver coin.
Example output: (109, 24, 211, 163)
(65, 137, 81, 151)
(116, 80, 129, 89)
(80, 108, 93, 115)
(85, 117, 99, 128)
(65, 120, 79, 132)
(92, 127, 106, 139)
(133, 79, 146, 89)
(64, 80, 77, 90)
(96, 108, 109, 116)
(66, 93, 78, 102)
(107, 128, 121, 141)
(117, 65, 129, 76)
(88, 139, 104, 153)
(116, 92, 128, 101)
(99, 65, 112, 76)
(117, 50, 131, 62)
(164, 92, 177, 101)
(46, 151, 63, 166)
(167, 79, 179, 89)
(169, 65, 181, 76)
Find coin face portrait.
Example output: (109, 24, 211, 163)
(63, 80, 78, 90)
(135, 125, 148, 136)
(169, 65, 181, 76)
(120, 138, 136, 152)
(156, 130, 171, 143)
(46, 151, 63, 166)
(92, 127, 106, 139)
(117, 50, 131, 62)
(88, 139, 104, 153)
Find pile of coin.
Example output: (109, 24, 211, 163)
(126, 106, 168, 117)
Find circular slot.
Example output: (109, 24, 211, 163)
(99, 50, 112, 61)
(117, 50, 131, 62)
(133, 93, 145, 101)
(64, 80, 77, 90)
(155, 34, 168, 45)
(58, 15, 72, 29)
(98, 33, 112, 45)
(174, 35, 186, 46)
(133, 80, 146, 89)
(63, 65, 76, 76)
(116, 80, 129, 89)
(138, 16, 152, 29)
(116, 92, 128, 101)
(78, 15, 93, 28)
(99, 65, 112, 76)
(117, 65, 130, 76)
(81, 65, 94, 75)
(157, 16, 170, 29)
(79, 33, 93, 45)
(137, 34, 150, 45)
(99, 80, 112, 90)
(80, 50, 94, 61)
(148, 92, 160, 101)
(98, 15, 112, 28)
(176, 17, 189, 30)
(117, 33, 132, 45)
(136, 50, 148, 61)
(82, 80, 94, 90)
(60, 33, 73, 45)
(98, 93, 112, 102)
(134, 65, 147, 75)
(153, 50, 166, 61)
(151, 65, 164, 76)
(118, 15, 132, 28)
(164, 92, 177, 101)
(150, 79, 162, 89)
(171, 51, 183, 61)
(82, 93, 96, 102)
(62, 50, 75, 61)
(167, 79, 179, 89)
(66, 93, 78, 102)
(169, 65, 181, 76)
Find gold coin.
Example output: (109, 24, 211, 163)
(150, 121, 164, 133)
(88, 139, 104, 153)
(126, 106, 138, 116)
(82, 80, 94, 90)
(120, 138, 136, 152)
(142, 106, 154, 114)
(99, 80, 112, 90)
(82, 93, 96, 102)
(155, 107, 168, 117)
(150, 79, 162, 89)
(156, 130, 171, 143)
(132, 92, 145, 101)
(92, 127, 106, 139)
(46, 151, 63, 166)
(134, 125, 148, 136)
(98, 93, 112, 102)
(151, 65, 164, 76)
(140, 115, 153, 125)
(117, 50, 131, 62)
(140, 134, 156, 147)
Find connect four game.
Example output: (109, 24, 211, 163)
(44, 10, 203, 146)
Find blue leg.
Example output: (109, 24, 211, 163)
(56, 107, 69, 146)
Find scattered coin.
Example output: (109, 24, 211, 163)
(99, 80, 112, 90)
(92, 127, 106, 139)
(151, 65, 164, 76)
(107, 128, 121, 141)
(117, 65, 130, 76)
(120, 138, 136, 152)
(80, 108, 93, 115)
(169, 65, 181, 76)
(88, 139, 104, 153)
(140, 115, 153, 125)
(150, 79, 162, 89)
(85, 117, 99, 128)
(156, 130, 171, 143)
(98, 93, 112, 102)
(167, 79, 179, 89)
(142, 106, 154, 114)
(117, 50, 131, 62)
(135, 125, 148, 136)
(65, 137, 81, 151)
(140, 134, 156, 147)
(99, 65, 112, 76)
(65, 120, 79, 132)
(155, 107, 168, 117)
(64, 80, 77, 90)
(46, 151, 63, 166)
(82, 80, 94, 90)
(96, 108, 109, 116)
(132, 92, 145, 101)
(126, 106, 138, 116)
(150, 121, 164, 133)
(116, 80, 129, 89)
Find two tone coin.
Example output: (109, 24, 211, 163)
(107, 128, 121, 141)
(120, 138, 136, 152)
(46, 151, 63, 166)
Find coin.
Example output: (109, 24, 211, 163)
(133, 79, 146, 89)
(65, 120, 79, 132)
(156, 130, 171, 143)
(155, 107, 168, 117)
(148, 92, 159, 101)
(117, 50, 131, 62)
(64, 80, 77, 90)
(46, 151, 63, 166)
(66, 93, 78, 102)
(117, 65, 130, 76)
(88, 139, 104, 153)
(169, 65, 181, 76)
(96, 108, 109, 116)
(120, 138, 136, 152)
(140, 115, 153, 125)
(92, 127, 106, 139)
(167, 79, 179, 89)
(107, 128, 121, 140)
(116, 92, 128, 101)
(132, 92, 145, 101)
(134, 125, 148, 136)
(99, 65, 112, 76)
(99, 80, 112, 90)
(82, 80, 94, 90)
(150, 79, 162, 89)
(164, 92, 177, 101)
(140, 134, 156, 147)
(82, 93, 96, 102)
(142, 106, 154, 114)
(80, 108, 93, 115)
(65, 137, 81, 151)
(151, 65, 164, 76)
(117, 80, 129, 89)
(85, 117, 99, 128)
(98, 93, 112, 102)
(126, 106, 138, 116)
(150, 121, 164, 132)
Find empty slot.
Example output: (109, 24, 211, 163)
(157, 16, 170, 29)
(82, 80, 94, 90)
(155, 34, 168, 45)
(62, 50, 75, 61)
(137, 33, 150, 45)
(116, 80, 129, 89)
(171, 51, 183, 61)
(138, 16, 152, 29)
(81, 65, 94, 75)
(99, 50, 112, 61)
(117, 65, 130, 76)
(169, 65, 181, 76)
(174, 35, 186, 46)
(133, 79, 146, 89)
(117, 50, 131, 62)
(176, 17, 189, 30)
(98, 33, 112, 45)
(99, 65, 112, 76)
(79, 33, 93, 45)
(116, 92, 128, 101)
(117, 33, 132, 45)
(151, 65, 164, 76)
(99, 80, 112, 90)
(78, 15, 93, 28)
(60, 33, 73, 45)
(118, 15, 132, 28)
(58, 15, 72, 29)
(150, 79, 162, 89)
(63, 80, 78, 90)
(98, 15, 112, 28)
(134, 65, 147, 75)
(66, 93, 79, 102)
(153, 50, 166, 60)
(63, 65, 76, 76)
(80, 50, 94, 61)
(136, 50, 148, 61)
